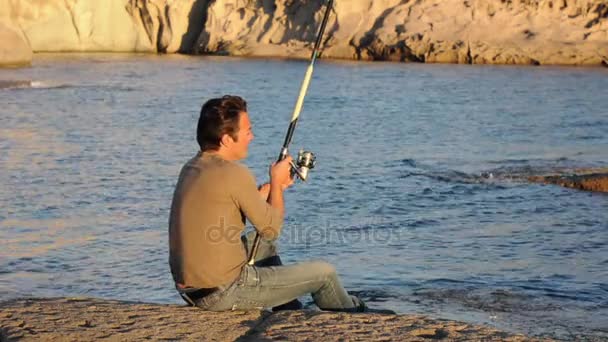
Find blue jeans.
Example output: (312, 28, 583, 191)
(189, 231, 357, 311)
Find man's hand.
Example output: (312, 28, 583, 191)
(269, 156, 294, 191)
(281, 175, 294, 190)
(259, 156, 294, 201)
(266, 156, 293, 219)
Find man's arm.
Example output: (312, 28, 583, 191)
(231, 157, 293, 240)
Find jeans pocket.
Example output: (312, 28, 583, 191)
(238, 265, 260, 287)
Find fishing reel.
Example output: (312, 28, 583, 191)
(289, 149, 316, 181)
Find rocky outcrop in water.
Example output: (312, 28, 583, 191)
(528, 168, 608, 192)
(1, 0, 607, 67)
(0, 297, 544, 341)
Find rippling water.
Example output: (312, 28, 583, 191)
(1, 54, 607, 340)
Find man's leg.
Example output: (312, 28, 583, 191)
(230, 261, 357, 311)
(198, 232, 359, 312)
(241, 231, 302, 310)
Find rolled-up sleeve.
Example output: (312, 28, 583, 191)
(230, 164, 283, 240)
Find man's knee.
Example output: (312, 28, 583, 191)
(308, 261, 337, 277)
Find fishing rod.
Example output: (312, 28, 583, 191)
(248, 0, 334, 265)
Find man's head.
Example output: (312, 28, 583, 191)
(197, 95, 254, 160)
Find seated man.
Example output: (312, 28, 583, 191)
(168, 95, 364, 311)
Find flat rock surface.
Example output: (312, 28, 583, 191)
(241, 310, 546, 341)
(0, 298, 262, 341)
(0, 298, 547, 341)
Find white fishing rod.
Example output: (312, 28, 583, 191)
(248, 0, 334, 265)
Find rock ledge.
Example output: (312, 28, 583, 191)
(0, 297, 544, 341)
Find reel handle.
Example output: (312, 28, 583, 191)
(289, 160, 307, 181)
(290, 150, 316, 181)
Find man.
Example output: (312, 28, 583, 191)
(168, 95, 364, 312)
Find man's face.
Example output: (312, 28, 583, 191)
(229, 111, 254, 160)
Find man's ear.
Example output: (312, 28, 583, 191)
(219, 133, 233, 148)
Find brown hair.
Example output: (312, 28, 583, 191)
(197, 95, 247, 151)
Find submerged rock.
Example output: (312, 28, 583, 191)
(0, 297, 544, 341)
(0, 80, 31, 89)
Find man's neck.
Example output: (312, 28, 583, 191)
(204, 149, 235, 161)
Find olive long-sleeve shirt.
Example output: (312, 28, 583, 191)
(169, 152, 283, 289)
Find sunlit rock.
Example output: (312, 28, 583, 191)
(0, 0, 206, 54)
(0, 23, 32, 67)
(196, 0, 608, 66)
(1, 0, 607, 66)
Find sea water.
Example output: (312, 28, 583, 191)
(1, 54, 607, 340)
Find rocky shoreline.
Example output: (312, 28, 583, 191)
(1, 0, 607, 67)
(0, 297, 547, 341)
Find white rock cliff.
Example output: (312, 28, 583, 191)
(1, 0, 607, 67)
(0, 0, 207, 66)
(197, 0, 608, 65)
